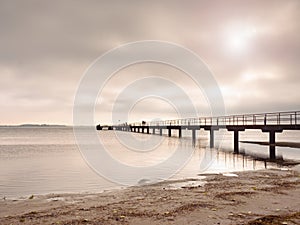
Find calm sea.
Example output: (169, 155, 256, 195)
(0, 127, 299, 199)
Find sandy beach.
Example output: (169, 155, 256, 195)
(0, 166, 299, 225)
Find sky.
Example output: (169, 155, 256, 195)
(1, 0, 300, 125)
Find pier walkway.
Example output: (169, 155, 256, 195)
(97, 111, 300, 160)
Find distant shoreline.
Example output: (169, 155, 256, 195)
(0, 125, 99, 128)
(0, 124, 68, 128)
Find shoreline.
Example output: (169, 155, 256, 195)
(1, 167, 299, 225)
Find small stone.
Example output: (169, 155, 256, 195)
(167, 216, 174, 221)
(281, 222, 288, 225)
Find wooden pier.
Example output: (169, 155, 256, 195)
(97, 111, 300, 160)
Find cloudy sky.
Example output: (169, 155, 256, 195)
(1, 0, 300, 125)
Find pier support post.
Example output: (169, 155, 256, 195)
(192, 129, 196, 146)
(234, 130, 239, 154)
(262, 128, 283, 160)
(204, 126, 219, 148)
(269, 130, 276, 160)
(168, 129, 171, 137)
(147, 127, 149, 134)
(210, 129, 214, 148)
(178, 128, 182, 138)
(227, 127, 245, 154)
(159, 128, 162, 136)
(152, 128, 155, 134)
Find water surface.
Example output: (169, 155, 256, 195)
(0, 127, 299, 198)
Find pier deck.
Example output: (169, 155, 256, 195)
(97, 111, 300, 159)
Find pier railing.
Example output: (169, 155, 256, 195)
(128, 111, 299, 127)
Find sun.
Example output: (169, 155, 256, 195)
(229, 34, 247, 51)
(225, 25, 256, 53)
(242, 72, 256, 82)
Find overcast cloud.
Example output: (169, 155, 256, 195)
(0, 0, 300, 125)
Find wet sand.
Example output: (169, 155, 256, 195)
(0, 167, 299, 225)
